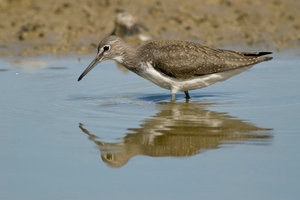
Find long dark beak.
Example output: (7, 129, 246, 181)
(77, 55, 102, 81)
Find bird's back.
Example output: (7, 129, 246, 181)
(138, 40, 272, 79)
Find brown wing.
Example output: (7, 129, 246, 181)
(141, 41, 272, 79)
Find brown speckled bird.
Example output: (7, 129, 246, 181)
(78, 35, 272, 100)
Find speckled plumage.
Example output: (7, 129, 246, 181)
(78, 35, 272, 100)
(137, 40, 272, 79)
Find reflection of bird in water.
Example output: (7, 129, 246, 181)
(79, 102, 272, 168)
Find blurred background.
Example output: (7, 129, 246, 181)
(0, 0, 299, 56)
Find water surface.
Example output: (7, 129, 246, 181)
(1, 53, 299, 200)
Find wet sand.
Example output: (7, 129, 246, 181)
(0, 0, 299, 56)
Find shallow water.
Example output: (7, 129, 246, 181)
(1, 52, 300, 200)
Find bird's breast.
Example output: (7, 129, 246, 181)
(137, 62, 173, 90)
(135, 62, 253, 93)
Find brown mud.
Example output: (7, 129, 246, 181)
(0, 0, 299, 56)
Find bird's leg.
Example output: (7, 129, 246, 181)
(184, 91, 190, 99)
(171, 92, 176, 101)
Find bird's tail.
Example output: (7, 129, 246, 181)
(242, 51, 273, 61)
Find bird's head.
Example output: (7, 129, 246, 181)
(77, 35, 125, 81)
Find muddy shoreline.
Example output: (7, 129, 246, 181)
(0, 0, 299, 56)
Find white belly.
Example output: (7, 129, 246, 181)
(137, 62, 252, 94)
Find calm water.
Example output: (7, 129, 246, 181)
(1, 52, 299, 200)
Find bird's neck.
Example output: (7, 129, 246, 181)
(117, 42, 140, 70)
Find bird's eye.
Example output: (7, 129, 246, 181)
(105, 154, 114, 161)
(103, 45, 110, 51)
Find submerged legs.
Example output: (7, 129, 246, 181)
(171, 93, 176, 101)
(184, 91, 190, 99)
(171, 91, 190, 101)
